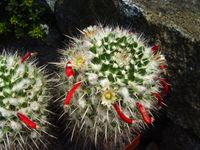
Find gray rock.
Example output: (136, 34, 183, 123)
(54, 0, 144, 35)
(45, 0, 57, 12)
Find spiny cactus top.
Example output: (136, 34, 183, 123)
(0, 52, 50, 149)
(59, 25, 168, 145)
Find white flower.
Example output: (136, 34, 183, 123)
(101, 88, 117, 107)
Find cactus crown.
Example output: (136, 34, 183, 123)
(59, 25, 168, 145)
(0, 52, 50, 149)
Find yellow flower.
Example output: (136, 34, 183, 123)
(71, 52, 86, 70)
(101, 88, 117, 107)
(75, 55, 85, 67)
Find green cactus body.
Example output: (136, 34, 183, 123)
(0, 52, 50, 149)
(59, 26, 168, 146)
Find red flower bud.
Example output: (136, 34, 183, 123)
(64, 82, 81, 106)
(151, 44, 159, 53)
(113, 103, 136, 124)
(65, 61, 74, 77)
(136, 102, 153, 125)
(160, 78, 169, 94)
(17, 112, 37, 129)
(21, 52, 31, 63)
(151, 92, 163, 107)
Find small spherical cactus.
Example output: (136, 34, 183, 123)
(58, 25, 168, 146)
(0, 51, 51, 149)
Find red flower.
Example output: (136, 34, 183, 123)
(136, 102, 153, 125)
(151, 44, 159, 53)
(113, 103, 136, 124)
(64, 82, 81, 106)
(17, 112, 37, 129)
(21, 52, 32, 63)
(65, 61, 74, 77)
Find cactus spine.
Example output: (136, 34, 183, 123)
(0, 51, 51, 149)
(58, 25, 168, 146)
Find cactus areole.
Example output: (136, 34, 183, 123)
(0, 52, 50, 149)
(59, 26, 168, 146)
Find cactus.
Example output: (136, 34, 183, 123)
(0, 51, 51, 149)
(58, 25, 168, 146)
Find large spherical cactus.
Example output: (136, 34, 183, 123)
(0, 51, 51, 149)
(58, 25, 168, 146)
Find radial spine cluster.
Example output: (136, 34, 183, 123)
(59, 25, 168, 144)
(0, 52, 50, 149)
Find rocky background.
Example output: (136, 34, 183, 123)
(0, 0, 200, 150)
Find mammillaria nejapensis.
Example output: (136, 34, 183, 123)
(0, 51, 51, 149)
(58, 25, 168, 146)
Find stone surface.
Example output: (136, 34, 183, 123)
(160, 124, 200, 150)
(45, 0, 57, 11)
(54, 0, 145, 35)
(130, 0, 200, 40)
